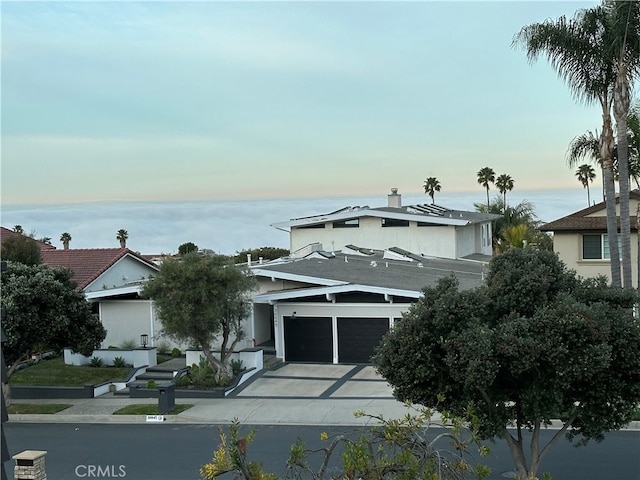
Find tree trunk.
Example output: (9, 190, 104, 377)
(615, 66, 633, 288)
(636, 203, 640, 291)
(601, 112, 622, 288)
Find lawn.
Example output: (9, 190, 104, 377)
(7, 403, 71, 414)
(113, 404, 192, 415)
(9, 357, 132, 386)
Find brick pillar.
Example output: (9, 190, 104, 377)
(12, 451, 47, 480)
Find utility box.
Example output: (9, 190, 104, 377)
(13, 450, 47, 480)
(157, 383, 175, 414)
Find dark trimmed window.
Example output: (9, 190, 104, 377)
(381, 218, 409, 227)
(582, 234, 618, 260)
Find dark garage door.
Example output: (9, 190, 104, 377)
(284, 316, 333, 363)
(337, 317, 389, 364)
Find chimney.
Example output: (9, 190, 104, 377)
(388, 188, 401, 208)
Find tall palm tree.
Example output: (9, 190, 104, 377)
(477, 167, 495, 210)
(60, 232, 72, 250)
(609, 0, 640, 288)
(116, 229, 128, 248)
(576, 164, 597, 206)
(495, 174, 514, 209)
(514, 4, 622, 287)
(423, 177, 441, 204)
(567, 130, 606, 200)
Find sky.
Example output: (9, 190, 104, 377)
(0, 0, 602, 208)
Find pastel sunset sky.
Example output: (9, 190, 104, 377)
(2, 1, 599, 206)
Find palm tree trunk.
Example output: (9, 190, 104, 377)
(615, 67, 633, 288)
(602, 114, 622, 288)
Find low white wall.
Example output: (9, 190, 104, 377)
(186, 349, 263, 371)
(64, 348, 157, 368)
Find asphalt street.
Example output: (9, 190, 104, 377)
(3, 423, 640, 480)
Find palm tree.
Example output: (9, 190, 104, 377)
(576, 164, 597, 206)
(116, 229, 128, 248)
(423, 177, 441, 204)
(567, 130, 606, 200)
(495, 174, 514, 209)
(609, 1, 640, 289)
(514, 4, 622, 287)
(13, 225, 23, 234)
(477, 167, 495, 210)
(60, 232, 72, 250)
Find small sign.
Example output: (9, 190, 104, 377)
(145, 415, 165, 422)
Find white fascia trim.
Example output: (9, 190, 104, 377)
(253, 284, 421, 303)
(274, 209, 469, 228)
(250, 268, 347, 287)
(84, 285, 143, 300)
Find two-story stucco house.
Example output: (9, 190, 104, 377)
(539, 191, 640, 288)
(272, 189, 498, 260)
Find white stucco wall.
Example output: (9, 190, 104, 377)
(291, 218, 463, 258)
(100, 300, 155, 348)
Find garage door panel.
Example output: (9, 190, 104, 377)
(284, 316, 332, 363)
(337, 317, 389, 364)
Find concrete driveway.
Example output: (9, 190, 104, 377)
(230, 363, 395, 399)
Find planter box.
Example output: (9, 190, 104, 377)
(64, 348, 157, 368)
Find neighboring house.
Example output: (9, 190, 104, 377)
(272, 188, 499, 259)
(1, 226, 161, 348)
(40, 248, 161, 348)
(0, 226, 56, 251)
(247, 249, 487, 364)
(539, 191, 640, 288)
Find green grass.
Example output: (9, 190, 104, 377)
(632, 408, 640, 422)
(9, 357, 132, 386)
(7, 403, 71, 414)
(157, 354, 173, 364)
(112, 404, 192, 415)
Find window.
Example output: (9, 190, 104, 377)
(582, 234, 620, 260)
(381, 218, 409, 227)
(333, 218, 359, 228)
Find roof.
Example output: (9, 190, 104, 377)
(272, 203, 499, 230)
(41, 248, 159, 290)
(540, 190, 640, 232)
(0, 226, 57, 251)
(250, 250, 487, 296)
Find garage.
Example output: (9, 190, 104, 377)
(337, 317, 389, 364)
(284, 316, 333, 363)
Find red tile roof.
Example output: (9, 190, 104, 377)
(40, 248, 158, 290)
(0, 226, 57, 250)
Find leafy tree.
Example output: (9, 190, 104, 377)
(476, 167, 495, 209)
(0, 235, 42, 265)
(116, 229, 128, 248)
(60, 232, 72, 250)
(576, 164, 597, 206)
(423, 176, 442, 204)
(142, 253, 256, 383)
(178, 242, 199, 255)
(201, 411, 490, 480)
(373, 248, 640, 480)
(233, 247, 290, 264)
(1, 261, 106, 373)
(495, 174, 514, 209)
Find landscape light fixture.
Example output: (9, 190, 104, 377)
(140, 334, 148, 348)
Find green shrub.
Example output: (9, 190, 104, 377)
(112, 356, 127, 368)
(156, 340, 170, 355)
(231, 358, 244, 376)
(171, 347, 181, 357)
(146, 380, 157, 389)
(189, 358, 215, 388)
(89, 357, 103, 368)
(107, 345, 119, 350)
(176, 374, 191, 387)
(120, 339, 137, 349)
